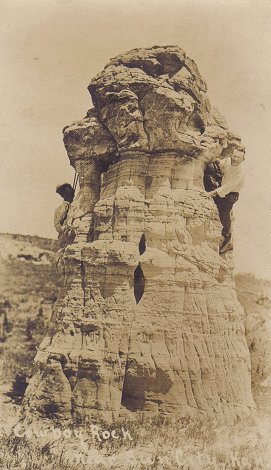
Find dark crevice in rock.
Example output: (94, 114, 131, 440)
(81, 324, 99, 335)
(145, 175, 153, 190)
(187, 111, 206, 134)
(170, 81, 201, 104)
(129, 83, 152, 101)
(118, 53, 184, 79)
(43, 403, 61, 419)
(121, 391, 144, 412)
(80, 261, 86, 306)
(121, 358, 145, 411)
(91, 107, 119, 156)
(203, 162, 223, 192)
(98, 158, 112, 173)
(87, 228, 94, 243)
(112, 200, 116, 235)
(86, 219, 95, 242)
(138, 100, 151, 149)
(134, 263, 145, 304)
(121, 60, 164, 78)
(139, 234, 146, 255)
(156, 52, 184, 76)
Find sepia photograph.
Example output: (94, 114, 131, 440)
(0, 0, 271, 468)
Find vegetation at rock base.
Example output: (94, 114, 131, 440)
(0, 413, 271, 469)
(0, 234, 60, 403)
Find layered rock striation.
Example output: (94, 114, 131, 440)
(24, 46, 255, 423)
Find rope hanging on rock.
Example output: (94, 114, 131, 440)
(72, 171, 79, 192)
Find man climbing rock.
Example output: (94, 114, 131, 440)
(54, 183, 76, 248)
(206, 146, 245, 254)
(54, 183, 74, 233)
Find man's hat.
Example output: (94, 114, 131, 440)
(56, 183, 74, 195)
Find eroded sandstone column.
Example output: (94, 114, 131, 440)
(24, 46, 255, 423)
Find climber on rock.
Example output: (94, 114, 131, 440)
(54, 183, 75, 234)
(54, 182, 76, 250)
(205, 146, 245, 254)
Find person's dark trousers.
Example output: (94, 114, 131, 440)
(214, 192, 239, 240)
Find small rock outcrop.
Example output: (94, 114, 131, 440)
(24, 46, 255, 423)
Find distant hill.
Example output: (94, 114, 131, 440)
(0, 232, 59, 301)
(0, 232, 58, 254)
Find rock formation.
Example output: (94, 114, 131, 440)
(24, 46, 255, 423)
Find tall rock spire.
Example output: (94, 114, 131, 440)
(23, 46, 255, 423)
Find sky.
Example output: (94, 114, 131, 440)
(0, 0, 271, 278)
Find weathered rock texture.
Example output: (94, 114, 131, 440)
(24, 46, 255, 423)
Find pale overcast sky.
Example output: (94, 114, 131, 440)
(0, 0, 271, 278)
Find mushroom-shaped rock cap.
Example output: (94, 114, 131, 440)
(87, 45, 239, 160)
(63, 109, 116, 169)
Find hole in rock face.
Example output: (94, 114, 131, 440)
(43, 403, 60, 418)
(87, 229, 94, 243)
(156, 52, 183, 76)
(203, 162, 223, 192)
(139, 234, 146, 255)
(193, 114, 205, 134)
(134, 264, 145, 304)
(145, 175, 153, 190)
(81, 324, 99, 335)
(124, 59, 163, 77)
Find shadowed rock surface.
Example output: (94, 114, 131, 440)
(23, 46, 255, 423)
